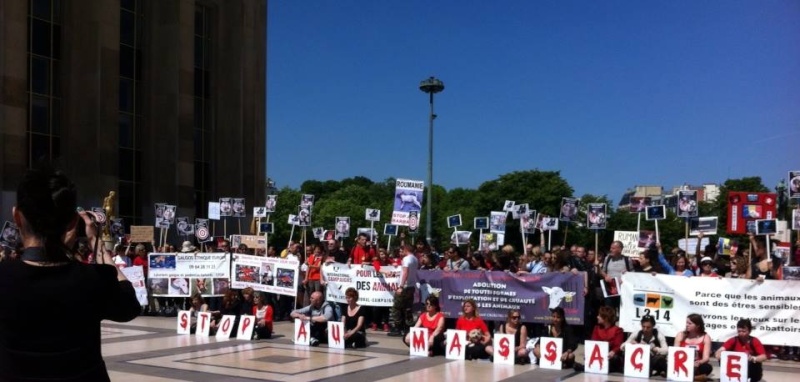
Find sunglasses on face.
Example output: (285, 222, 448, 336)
(511, 316, 520, 319)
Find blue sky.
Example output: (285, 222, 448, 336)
(266, 1, 799, 205)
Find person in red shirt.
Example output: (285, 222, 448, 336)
(591, 306, 625, 372)
(675, 313, 713, 379)
(456, 298, 493, 360)
(716, 319, 766, 382)
(303, 244, 324, 306)
(252, 292, 274, 339)
(349, 233, 375, 265)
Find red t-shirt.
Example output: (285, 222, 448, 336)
(420, 312, 444, 335)
(456, 316, 489, 335)
(306, 255, 322, 281)
(350, 246, 375, 264)
(133, 256, 148, 275)
(721, 336, 765, 356)
(591, 325, 625, 353)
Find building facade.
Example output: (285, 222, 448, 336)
(0, 0, 266, 230)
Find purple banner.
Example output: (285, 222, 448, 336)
(418, 270, 584, 325)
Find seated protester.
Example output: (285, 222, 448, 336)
(456, 298, 493, 360)
(402, 296, 445, 356)
(675, 313, 713, 380)
(290, 291, 334, 346)
(342, 287, 367, 348)
(715, 319, 767, 382)
(494, 309, 530, 364)
(697, 257, 719, 277)
(188, 293, 209, 334)
(240, 287, 255, 316)
(621, 315, 668, 377)
(534, 307, 577, 368)
(585, 306, 625, 372)
(252, 292, 273, 340)
(211, 289, 241, 335)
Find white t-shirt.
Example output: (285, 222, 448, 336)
(401, 254, 419, 288)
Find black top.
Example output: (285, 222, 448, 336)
(343, 305, 366, 333)
(0, 257, 140, 381)
(498, 323, 522, 348)
(538, 323, 578, 352)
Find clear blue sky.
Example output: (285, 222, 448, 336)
(266, 1, 799, 205)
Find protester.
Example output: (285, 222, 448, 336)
(534, 307, 577, 368)
(674, 313, 713, 380)
(342, 287, 367, 348)
(588, 306, 625, 372)
(0, 166, 140, 381)
(494, 309, 530, 364)
(252, 292, 273, 340)
(442, 245, 469, 271)
(188, 293, 209, 334)
(290, 291, 334, 346)
(371, 250, 392, 331)
(388, 245, 418, 337)
(402, 295, 445, 356)
(304, 244, 324, 306)
(349, 233, 375, 265)
(456, 299, 493, 360)
(621, 315, 668, 376)
(714, 318, 766, 381)
(697, 256, 719, 277)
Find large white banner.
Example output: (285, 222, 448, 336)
(231, 254, 300, 297)
(322, 263, 400, 307)
(148, 253, 230, 297)
(620, 273, 800, 346)
(392, 178, 425, 226)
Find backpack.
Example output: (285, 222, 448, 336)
(603, 254, 632, 274)
(324, 301, 341, 322)
(635, 329, 661, 348)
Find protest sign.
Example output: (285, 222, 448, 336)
(559, 198, 578, 222)
(490, 211, 506, 234)
(392, 178, 424, 226)
(231, 254, 299, 297)
(148, 253, 230, 297)
(677, 190, 698, 218)
(322, 263, 401, 307)
(121, 266, 148, 306)
(129, 226, 154, 243)
(230, 235, 266, 250)
(689, 217, 718, 236)
(613, 231, 640, 257)
(678, 238, 711, 255)
(586, 203, 607, 230)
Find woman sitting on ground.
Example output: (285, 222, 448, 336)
(494, 309, 529, 364)
(403, 295, 445, 355)
(456, 298, 493, 360)
(534, 307, 577, 368)
(715, 318, 766, 382)
(675, 313, 713, 381)
(342, 287, 367, 348)
(575, 306, 625, 372)
(188, 293, 209, 334)
(252, 292, 273, 339)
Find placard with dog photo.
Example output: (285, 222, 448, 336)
(0, 221, 20, 249)
(296, 206, 311, 227)
(559, 197, 579, 222)
(489, 211, 506, 234)
(365, 208, 380, 222)
(645, 205, 666, 221)
(253, 206, 267, 218)
(219, 198, 233, 217)
(789, 171, 800, 199)
(450, 230, 472, 245)
(793, 208, 800, 231)
(586, 203, 607, 230)
(232, 198, 246, 218)
(521, 210, 538, 234)
(629, 197, 651, 213)
(503, 200, 515, 212)
(300, 194, 314, 208)
(512, 203, 529, 220)
(677, 190, 698, 218)
(540, 216, 559, 231)
(335, 217, 350, 239)
(265, 195, 277, 213)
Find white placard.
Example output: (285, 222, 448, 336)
(293, 318, 310, 345)
(365, 208, 381, 222)
(623, 343, 650, 378)
(236, 315, 255, 340)
(720, 351, 749, 382)
(584, 340, 609, 374)
(120, 265, 148, 306)
(613, 231, 641, 257)
(195, 312, 212, 337)
(208, 202, 220, 220)
(538, 337, 563, 370)
(176, 310, 191, 334)
(215, 315, 236, 340)
(327, 321, 345, 349)
(445, 329, 467, 360)
(253, 206, 267, 218)
(493, 333, 515, 365)
(667, 347, 695, 381)
(408, 327, 429, 357)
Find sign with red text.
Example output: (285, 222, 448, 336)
(409, 327, 429, 357)
(236, 315, 255, 340)
(445, 329, 467, 360)
(215, 315, 236, 340)
(176, 310, 191, 334)
(493, 333, 515, 365)
(667, 347, 695, 381)
(322, 263, 401, 307)
(293, 319, 310, 345)
(623, 344, 650, 378)
(538, 337, 563, 370)
(720, 351, 749, 382)
(584, 340, 609, 374)
(327, 321, 345, 349)
(195, 312, 212, 337)
(231, 254, 299, 297)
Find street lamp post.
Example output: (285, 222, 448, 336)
(419, 76, 444, 245)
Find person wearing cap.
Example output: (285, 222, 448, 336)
(697, 256, 719, 277)
(181, 241, 197, 253)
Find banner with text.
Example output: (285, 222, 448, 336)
(322, 263, 401, 307)
(620, 273, 800, 346)
(148, 253, 230, 297)
(231, 254, 300, 297)
(420, 271, 584, 324)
